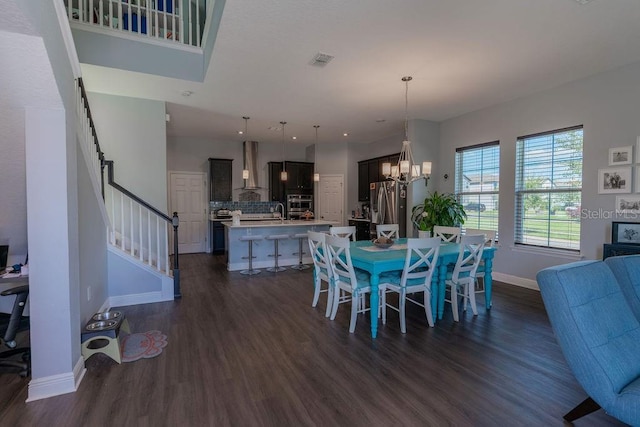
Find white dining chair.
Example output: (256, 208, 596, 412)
(329, 226, 357, 241)
(433, 225, 462, 243)
(376, 224, 399, 239)
(325, 234, 372, 333)
(445, 234, 485, 321)
(307, 231, 333, 317)
(463, 228, 496, 309)
(380, 237, 441, 332)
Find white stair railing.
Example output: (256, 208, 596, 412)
(64, 0, 206, 48)
(104, 173, 172, 276)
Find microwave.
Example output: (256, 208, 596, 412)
(287, 194, 313, 218)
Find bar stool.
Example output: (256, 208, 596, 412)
(266, 234, 289, 272)
(239, 235, 263, 275)
(290, 232, 310, 270)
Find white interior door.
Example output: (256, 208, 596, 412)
(318, 175, 344, 224)
(169, 171, 207, 254)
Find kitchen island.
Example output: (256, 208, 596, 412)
(224, 220, 334, 271)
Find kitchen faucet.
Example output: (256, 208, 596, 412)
(276, 202, 285, 222)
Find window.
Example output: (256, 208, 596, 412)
(515, 126, 583, 251)
(455, 141, 500, 233)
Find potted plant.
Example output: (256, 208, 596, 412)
(411, 191, 467, 235)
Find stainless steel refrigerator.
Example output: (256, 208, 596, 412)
(369, 181, 407, 239)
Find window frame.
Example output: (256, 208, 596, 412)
(514, 125, 583, 252)
(454, 141, 500, 235)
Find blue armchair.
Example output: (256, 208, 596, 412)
(605, 254, 640, 321)
(536, 260, 640, 425)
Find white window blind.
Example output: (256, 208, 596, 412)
(514, 126, 583, 251)
(455, 141, 500, 233)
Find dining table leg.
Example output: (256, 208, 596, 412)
(438, 264, 448, 319)
(430, 274, 439, 324)
(370, 274, 379, 338)
(484, 257, 493, 309)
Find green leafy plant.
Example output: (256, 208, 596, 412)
(411, 191, 467, 233)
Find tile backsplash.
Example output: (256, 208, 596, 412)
(210, 201, 280, 214)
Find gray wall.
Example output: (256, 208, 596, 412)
(89, 92, 168, 211)
(439, 61, 640, 282)
(167, 136, 309, 201)
(315, 141, 349, 223)
(77, 146, 108, 324)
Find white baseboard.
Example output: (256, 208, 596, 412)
(26, 356, 86, 402)
(109, 291, 173, 308)
(493, 272, 539, 291)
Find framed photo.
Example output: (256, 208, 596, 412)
(609, 146, 633, 166)
(598, 167, 632, 194)
(612, 221, 640, 245)
(616, 195, 640, 213)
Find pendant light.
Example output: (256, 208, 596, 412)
(242, 116, 250, 180)
(382, 76, 432, 187)
(313, 125, 320, 182)
(280, 121, 288, 181)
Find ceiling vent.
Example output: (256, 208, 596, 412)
(573, 0, 594, 4)
(310, 52, 334, 67)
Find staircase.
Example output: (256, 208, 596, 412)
(75, 78, 180, 301)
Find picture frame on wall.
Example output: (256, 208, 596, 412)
(616, 195, 640, 213)
(612, 221, 640, 245)
(598, 167, 632, 194)
(609, 146, 633, 166)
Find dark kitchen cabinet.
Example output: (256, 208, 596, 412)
(358, 153, 400, 201)
(209, 158, 233, 201)
(285, 161, 314, 192)
(268, 162, 285, 203)
(211, 221, 225, 254)
(358, 162, 370, 201)
(349, 219, 371, 241)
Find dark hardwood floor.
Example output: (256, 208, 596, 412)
(0, 253, 627, 426)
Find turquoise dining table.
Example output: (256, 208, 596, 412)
(349, 238, 495, 339)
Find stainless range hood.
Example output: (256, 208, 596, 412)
(242, 140, 261, 189)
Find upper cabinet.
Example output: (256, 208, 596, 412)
(284, 161, 314, 193)
(209, 158, 233, 201)
(357, 153, 400, 202)
(269, 161, 314, 201)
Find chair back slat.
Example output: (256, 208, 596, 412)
(325, 234, 358, 290)
(433, 225, 461, 243)
(330, 226, 356, 241)
(376, 224, 399, 239)
(307, 231, 329, 279)
(464, 228, 496, 247)
(401, 237, 440, 287)
(452, 234, 485, 282)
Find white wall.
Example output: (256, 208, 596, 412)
(439, 61, 640, 281)
(315, 142, 349, 223)
(88, 93, 168, 211)
(167, 136, 309, 201)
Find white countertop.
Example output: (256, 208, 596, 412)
(210, 213, 280, 222)
(223, 219, 336, 228)
(349, 217, 371, 222)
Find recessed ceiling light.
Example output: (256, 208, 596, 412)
(292, 136, 297, 140)
(343, 133, 349, 137)
(375, 119, 386, 123)
(238, 131, 243, 134)
(181, 90, 193, 97)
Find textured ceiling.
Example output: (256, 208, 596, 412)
(82, 0, 640, 145)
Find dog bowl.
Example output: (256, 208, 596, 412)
(86, 320, 117, 331)
(92, 311, 121, 321)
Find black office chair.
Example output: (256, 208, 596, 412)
(0, 285, 30, 377)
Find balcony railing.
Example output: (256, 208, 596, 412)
(64, 0, 205, 48)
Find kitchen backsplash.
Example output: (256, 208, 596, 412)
(210, 201, 280, 214)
